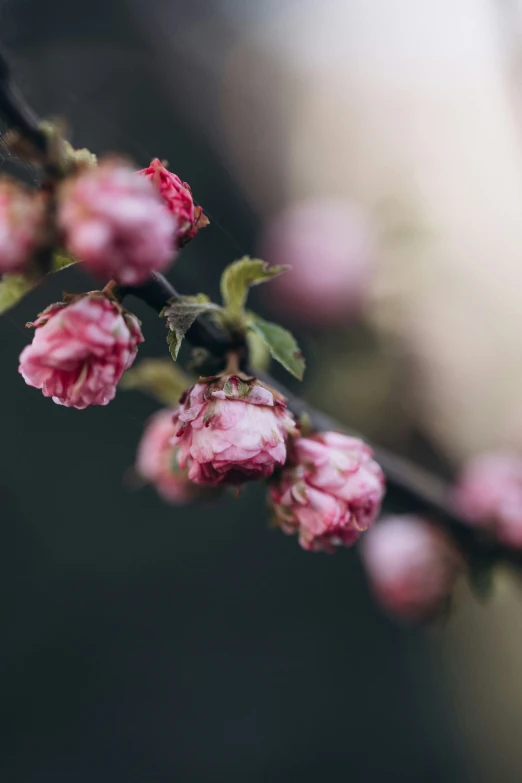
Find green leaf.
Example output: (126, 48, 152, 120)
(220, 257, 289, 322)
(0, 251, 77, 316)
(120, 358, 192, 406)
(52, 252, 77, 273)
(247, 315, 305, 380)
(0, 274, 37, 314)
(246, 328, 271, 373)
(162, 294, 222, 360)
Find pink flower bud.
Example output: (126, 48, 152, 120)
(454, 451, 522, 548)
(261, 199, 375, 326)
(136, 409, 200, 503)
(57, 160, 177, 285)
(138, 159, 209, 245)
(270, 432, 385, 552)
(0, 180, 44, 274)
(171, 374, 298, 486)
(19, 292, 144, 409)
(361, 516, 463, 622)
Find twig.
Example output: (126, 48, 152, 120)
(0, 49, 47, 156)
(121, 273, 231, 357)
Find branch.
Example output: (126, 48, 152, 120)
(0, 49, 48, 155)
(121, 273, 231, 357)
(123, 272, 521, 569)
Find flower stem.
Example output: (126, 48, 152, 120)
(225, 351, 241, 375)
(102, 279, 121, 300)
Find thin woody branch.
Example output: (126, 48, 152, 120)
(0, 49, 48, 156)
(121, 273, 231, 357)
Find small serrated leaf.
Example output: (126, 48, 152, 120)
(162, 294, 222, 361)
(0, 251, 77, 316)
(220, 257, 289, 321)
(248, 315, 305, 380)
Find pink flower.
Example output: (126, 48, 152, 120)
(261, 199, 375, 326)
(138, 159, 209, 245)
(454, 451, 522, 548)
(136, 409, 199, 503)
(361, 516, 463, 622)
(19, 292, 144, 409)
(57, 159, 177, 285)
(171, 374, 297, 486)
(270, 432, 385, 552)
(0, 180, 44, 274)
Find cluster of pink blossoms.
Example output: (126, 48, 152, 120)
(0, 157, 207, 283)
(7, 136, 472, 622)
(10, 157, 207, 409)
(134, 377, 387, 554)
(57, 160, 177, 286)
(0, 78, 492, 629)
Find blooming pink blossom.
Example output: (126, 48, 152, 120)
(454, 451, 522, 548)
(138, 159, 208, 245)
(270, 432, 385, 552)
(57, 159, 177, 285)
(361, 516, 463, 622)
(170, 374, 297, 486)
(261, 199, 375, 326)
(19, 292, 144, 409)
(0, 180, 44, 274)
(136, 409, 199, 503)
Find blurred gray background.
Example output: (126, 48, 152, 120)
(1, 1, 522, 781)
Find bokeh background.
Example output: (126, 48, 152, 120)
(2, 0, 522, 780)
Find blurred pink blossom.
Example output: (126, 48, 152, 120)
(171, 375, 297, 486)
(454, 451, 522, 548)
(0, 180, 44, 274)
(261, 199, 375, 325)
(19, 293, 143, 409)
(136, 409, 199, 503)
(270, 431, 385, 552)
(361, 515, 463, 622)
(58, 159, 177, 285)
